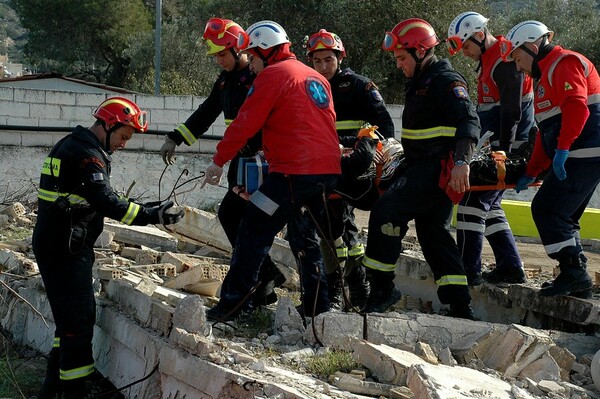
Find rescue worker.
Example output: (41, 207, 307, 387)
(160, 18, 285, 306)
(361, 18, 480, 318)
(447, 12, 534, 286)
(505, 21, 600, 297)
(306, 29, 395, 309)
(202, 21, 340, 320)
(33, 97, 184, 399)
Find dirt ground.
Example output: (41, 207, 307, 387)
(353, 209, 600, 281)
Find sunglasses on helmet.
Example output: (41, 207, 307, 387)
(237, 31, 250, 50)
(499, 39, 515, 61)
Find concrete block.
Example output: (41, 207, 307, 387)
(0, 100, 30, 117)
(14, 88, 45, 103)
(165, 95, 193, 110)
(106, 279, 153, 324)
(170, 327, 217, 357)
(149, 108, 179, 126)
(0, 86, 14, 101)
(21, 131, 55, 147)
(60, 104, 94, 122)
(135, 94, 164, 109)
(46, 91, 77, 105)
(7, 116, 35, 126)
(352, 341, 427, 385)
(104, 221, 178, 251)
(30, 103, 61, 119)
(75, 92, 106, 107)
(171, 294, 206, 335)
(303, 312, 364, 351)
(518, 352, 561, 382)
(149, 300, 174, 336)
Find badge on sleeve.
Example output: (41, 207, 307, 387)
(371, 90, 384, 102)
(453, 86, 469, 99)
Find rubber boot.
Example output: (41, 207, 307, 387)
(541, 253, 593, 298)
(361, 269, 402, 313)
(326, 268, 344, 311)
(37, 347, 61, 399)
(253, 256, 286, 307)
(345, 262, 370, 310)
(540, 255, 593, 297)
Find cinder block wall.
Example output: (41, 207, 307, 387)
(0, 86, 405, 145)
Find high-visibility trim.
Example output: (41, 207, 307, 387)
(175, 123, 196, 146)
(60, 364, 95, 381)
(569, 147, 600, 158)
(456, 221, 485, 233)
(120, 202, 141, 225)
(362, 255, 396, 272)
(348, 243, 365, 257)
(38, 189, 89, 206)
(457, 205, 487, 218)
(41, 157, 61, 176)
(53, 337, 60, 348)
(485, 222, 511, 236)
(336, 120, 366, 130)
(336, 246, 349, 259)
(536, 91, 598, 124)
(225, 118, 233, 126)
(544, 237, 576, 256)
(436, 274, 468, 286)
(402, 126, 457, 140)
(487, 209, 507, 219)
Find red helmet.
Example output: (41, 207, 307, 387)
(306, 29, 346, 58)
(202, 18, 245, 55)
(93, 97, 148, 133)
(382, 18, 440, 52)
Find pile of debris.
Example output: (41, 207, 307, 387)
(1, 202, 600, 398)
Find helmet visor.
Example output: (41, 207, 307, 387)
(126, 111, 148, 132)
(307, 32, 336, 52)
(382, 32, 398, 51)
(237, 31, 250, 50)
(500, 39, 515, 61)
(203, 18, 227, 40)
(446, 36, 463, 56)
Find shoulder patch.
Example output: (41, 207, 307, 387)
(564, 82, 573, 91)
(448, 82, 469, 99)
(247, 85, 255, 97)
(371, 90, 384, 102)
(305, 77, 330, 109)
(81, 156, 105, 169)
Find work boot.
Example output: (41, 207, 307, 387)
(540, 255, 593, 297)
(482, 267, 527, 284)
(253, 256, 286, 307)
(345, 263, 370, 309)
(446, 302, 475, 320)
(361, 269, 402, 313)
(466, 272, 483, 286)
(61, 377, 88, 399)
(37, 347, 61, 399)
(326, 268, 344, 311)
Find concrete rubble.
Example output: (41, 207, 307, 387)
(0, 202, 600, 398)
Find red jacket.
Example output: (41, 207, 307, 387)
(214, 58, 341, 175)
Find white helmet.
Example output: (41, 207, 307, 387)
(502, 20, 554, 61)
(237, 20, 290, 51)
(446, 12, 489, 55)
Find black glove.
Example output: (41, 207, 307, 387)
(148, 201, 184, 226)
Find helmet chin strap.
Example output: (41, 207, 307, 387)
(103, 123, 120, 155)
(526, 37, 554, 80)
(230, 48, 241, 69)
(467, 34, 487, 73)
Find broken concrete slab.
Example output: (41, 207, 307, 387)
(509, 284, 600, 325)
(104, 221, 178, 251)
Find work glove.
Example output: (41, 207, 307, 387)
(201, 162, 223, 188)
(160, 136, 178, 165)
(552, 149, 569, 181)
(149, 200, 184, 226)
(515, 175, 536, 193)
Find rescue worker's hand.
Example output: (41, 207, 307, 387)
(161, 136, 178, 165)
(157, 201, 184, 226)
(515, 175, 536, 193)
(232, 185, 250, 201)
(201, 163, 223, 188)
(552, 149, 569, 180)
(449, 163, 470, 193)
